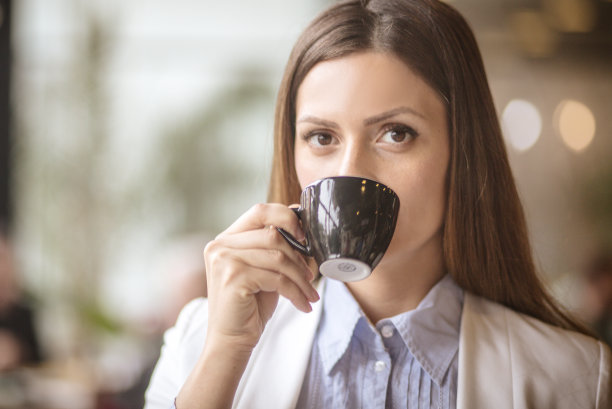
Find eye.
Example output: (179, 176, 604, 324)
(379, 124, 419, 144)
(303, 131, 335, 147)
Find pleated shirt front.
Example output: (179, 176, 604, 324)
(296, 275, 464, 409)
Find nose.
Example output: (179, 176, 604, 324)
(336, 141, 376, 180)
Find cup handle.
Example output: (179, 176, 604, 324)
(276, 208, 310, 257)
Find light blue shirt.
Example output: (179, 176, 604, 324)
(296, 274, 464, 409)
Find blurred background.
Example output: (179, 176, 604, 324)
(0, 0, 611, 407)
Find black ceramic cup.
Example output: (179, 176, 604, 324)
(277, 176, 400, 282)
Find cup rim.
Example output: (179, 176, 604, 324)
(304, 176, 397, 197)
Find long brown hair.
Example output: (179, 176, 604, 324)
(268, 0, 588, 333)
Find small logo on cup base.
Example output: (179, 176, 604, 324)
(337, 262, 357, 272)
(320, 258, 372, 282)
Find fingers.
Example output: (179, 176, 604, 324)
(215, 226, 314, 281)
(222, 203, 304, 241)
(199, 203, 316, 355)
(239, 267, 315, 313)
(229, 248, 318, 303)
(205, 241, 318, 313)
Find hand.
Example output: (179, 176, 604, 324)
(177, 203, 319, 408)
(203, 203, 319, 352)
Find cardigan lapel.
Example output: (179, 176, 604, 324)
(232, 280, 326, 409)
(457, 293, 514, 409)
(228, 286, 608, 408)
(233, 286, 515, 408)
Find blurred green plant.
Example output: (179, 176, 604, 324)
(14, 11, 116, 346)
(151, 71, 275, 235)
(14, 6, 275, 357)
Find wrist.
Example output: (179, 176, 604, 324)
(199, 340, 253, 372)
(204, 331, 259, 357)
(177, 341, 252, 409)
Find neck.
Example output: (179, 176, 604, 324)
(345, 237, 445, 323)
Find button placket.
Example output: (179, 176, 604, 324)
(381, 324, 394, 338)
(374, 360, 386, 372)
(369, 353, 391, 408)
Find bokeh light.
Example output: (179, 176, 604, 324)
(543, 0, 597, 33)
(510, 9, 559, 58)
(554, 99, 596, 152)
(502, 99, 542, 152)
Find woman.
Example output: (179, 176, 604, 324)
(145, 0, 611, 408)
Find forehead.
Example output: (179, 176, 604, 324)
(295, 51, 445, 121)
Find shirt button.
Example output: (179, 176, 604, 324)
(374, 360, 386, 372)
(381, 325, 394, 338)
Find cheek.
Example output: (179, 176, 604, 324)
(294, 144, 331, 189)
(391, 161, 448, 239)
(294, 146, 310, 190)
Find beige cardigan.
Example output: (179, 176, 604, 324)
(145, 281, 611, 409)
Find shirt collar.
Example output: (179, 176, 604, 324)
(316, 274, 464, 385)
(317, 278, 364, 375)
(389, 274, 464, 385)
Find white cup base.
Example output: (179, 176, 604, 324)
(319, 258, 372, 282)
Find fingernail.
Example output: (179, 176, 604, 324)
(310, 289, 320, 302)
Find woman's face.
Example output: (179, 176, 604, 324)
(294, 51, 449, 268)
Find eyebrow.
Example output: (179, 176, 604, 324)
(363, 106, 426, 125)
(296, 116, 340, 129)
(296, 106, 426, 129)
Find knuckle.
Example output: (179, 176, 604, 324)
(203, 240, 217, 258)
(250, 203, 268, 216)
(264, 225, 282, 246)
(204, 242, 230, 269)
(220, 264, 240, 285)
(268, 248, 286, 264)
(218, 255, 242, 284)
(276, 273, 290, 289)
(203, 240, 223, 265)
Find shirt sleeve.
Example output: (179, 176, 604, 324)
(144, 298, 207, 409)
